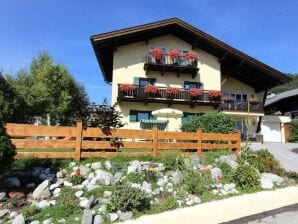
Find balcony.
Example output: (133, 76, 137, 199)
(144, 53, 199, 78)
(222, 101, 264, 113)
(117, 84, 221, 107)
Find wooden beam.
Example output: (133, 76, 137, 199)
(221, 75, 230, 86)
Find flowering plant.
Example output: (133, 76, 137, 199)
(151, 48, 163, 60)
(188, 88, 201, 97)
(208, 90, 221, 98)
(144, 85, 159, 94)
(185, 51, 198, 60)
(166, 87, 180, 95)
(249, 95, 258, 104)
(119, 84, 136, 92)
(168, 49, 182, 59)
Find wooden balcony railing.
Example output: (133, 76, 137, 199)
(118, 85, 221, 106)
(222, 101, 264, 113)
(144, 53, 199, 78)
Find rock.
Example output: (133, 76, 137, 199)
(95, 170, 113, 185)
(94, 215, 104, 224)
(103, 191, 112, 198)
(53, 188, 61, 195)
(4, 177, 20, 188)
(10, 211, 18, 218)
(261, 179, 274, 189)
(86, 196, 95, 209)
(119, 211, 133, 221)
(49, 183, 59, 190)
(109, 213, 118, 222)
(12, 214, 25, 224)
(0, 209, 10, 218)
(171, 172, 183, 185)
(211, 167, 223, 180)
(0, 192, 6, 201)
(148, 164, 165, 172)
(91, 162, 101, 170)
(56, 171, 64, 179)
(39, 173, 55, 181)
(32, 167, 44, 177)
(79, 165, 91, 177)
(37, 200, 51, 209)
(113, 172, 122, 183)
(190, 154, 202, 169)
(127, 160, 141, 173)
(30, 221, 40, 224)
(26, 183, 36, 189)
(262, 173, 284, 186)
(42, 218, 52, 224)
(157, 178, 166, 187)
(81, 209, 93, 224)
(185, 199, 194, 206)
(152, 188, 161, 195)
(218, 155, 239, 169)
(9, 191, 25, 199)
(75, 190, 84, 198)
(32, 180, 51, 200)
(63, 180, 73, 187)
(141, 181, 152, 193)
(104, 161, 112, 170)
(49, 200, 56, 206)
(80, 199, 89, 208)
(199, 167, 210, 174)
(69, 162, 76, 167)
(58, 219, 65, 224)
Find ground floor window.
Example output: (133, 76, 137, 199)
(129, 110, 156, 122)
(181, 112, 204, 124)
(235, 120, 248, 136)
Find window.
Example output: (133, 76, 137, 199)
(184, 81, 203, 90)
(224, 92, 247, 101)
(133, 77, 156, 87)
(181, 112, 204, 124)
(235, 120, 248, 136)
(129, 110, 156, 122)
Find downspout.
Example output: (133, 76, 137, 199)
(256, 89, 268, 133)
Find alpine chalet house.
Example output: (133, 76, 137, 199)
(90, 18, 291, 138)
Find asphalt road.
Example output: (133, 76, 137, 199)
(248, 143, 298, 172)
(223, 203, 298, 224)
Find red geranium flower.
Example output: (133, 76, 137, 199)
(185, 51, 199, 60)
(144, 85, 159, 94)
(168, 49, 182, 59)
(208, 90, 221, 98)
(151, 48, 163, 60)
(166, 87, 180, 95)
(119, 84, 136, 92)
(188, 88, 201, 97)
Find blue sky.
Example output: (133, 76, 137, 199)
(1, 0, 298, 103)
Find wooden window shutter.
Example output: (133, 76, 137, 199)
(129, 110, 137, 122)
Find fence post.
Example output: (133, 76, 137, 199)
(197, 129, 202, 155)
(152, 125, 158, 157)
(75, 120, 83, 160)
(228, 131, 232, 153)
(236, 131, 241, 154)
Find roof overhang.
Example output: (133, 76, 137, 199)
(90, 18, 292, 92)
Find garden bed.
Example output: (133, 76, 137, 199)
(0, 149, 297, 224)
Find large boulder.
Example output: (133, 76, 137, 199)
(32, 180, 51, 200)
(12, 214, 25, 224)
(211, 167, 223, 180)
(127, 160, 142, 173)
(171, 171, 183, 185)
(4, 177, 20, 188)
(217, 155, 239, 169)
(94, 170, 113, 185)
(261, 173, 284, 189)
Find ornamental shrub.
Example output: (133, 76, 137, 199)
(289, 119, 298, 142)
(69, 174, 85, 185)
(232, 165, 260, 190)
(181, 112, 235, 133)
(109, 184, 151, 212)
(184, 171, 212, 195)
(0, 121, 16, 172)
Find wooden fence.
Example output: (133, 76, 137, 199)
(6, 121, 241, 160)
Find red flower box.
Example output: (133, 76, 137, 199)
(119, 84, 136, 92)
(185, 51, 198, 60)
(208, 90, 221, 98)
(168, 49, 182, 59)
(188, 88, 201, 97)
(166, 87, 180, 95)
(144, 85, 159, 94)
(151, 48, 163, 60)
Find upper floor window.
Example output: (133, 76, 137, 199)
(129, 110, 156, 122)
(134, 77, 156, 87)
(184, 81, 204, 90)
(224, 92, 247, 102)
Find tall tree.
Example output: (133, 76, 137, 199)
(6, 52, 90, 125)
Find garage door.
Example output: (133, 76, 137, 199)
(261, 122, 281, 142)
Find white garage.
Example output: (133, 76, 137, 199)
(261, 115, 291, 143)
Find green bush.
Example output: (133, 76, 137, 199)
(181, 112, 235, 133)
(232, 165, 260, 190)
(184, 171, 212, 195)
(69, 174, 85, 185)
(108, 184, 151, 212)
(289, 119, 298, 142)
(242, 149, 285, 176)
(22, 206, 40, 222)
(0, 121, 16, 172)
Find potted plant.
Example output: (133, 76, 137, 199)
(168, 49, 182, 65)
(151, 48, 163, 64)
(144, 85, 159, 97)
(166, 87, 180, 99)
(249, 95, 259, 105)
(208, 90, 221, 101)
(119, 84, 136, 96)
(188, 88, 201, 99)
(185, 51, 198, 66)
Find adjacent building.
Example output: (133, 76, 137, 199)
(90, 18, 291, 137)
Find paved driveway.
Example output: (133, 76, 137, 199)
(248, 143, 298, 172)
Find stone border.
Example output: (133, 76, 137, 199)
(118, 186, 298, 224)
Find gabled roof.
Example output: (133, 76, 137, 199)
(90, 18, 292, 91)
(265, 89, 298, 106)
